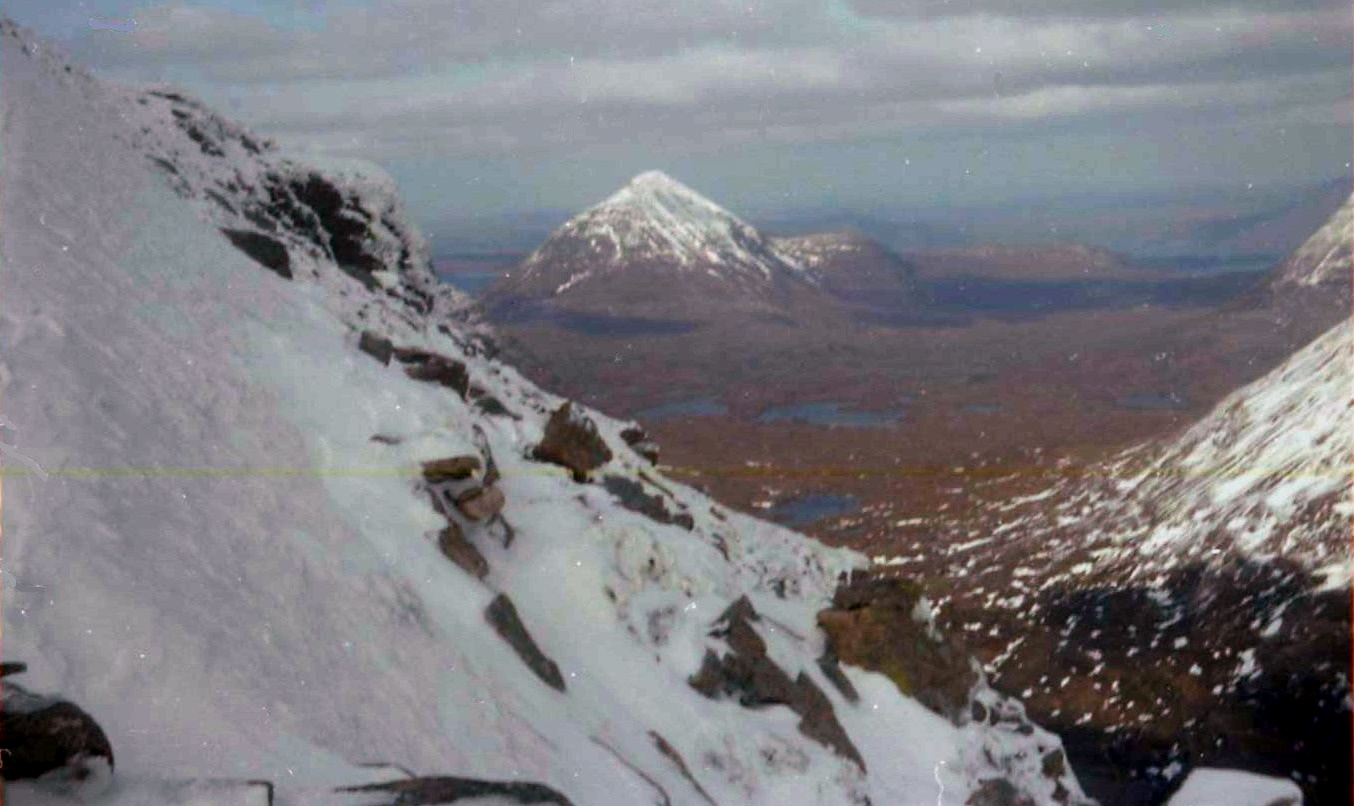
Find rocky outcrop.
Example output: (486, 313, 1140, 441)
(340, 775, 574, 805)
(689, 597, 864, 769)
(817, 568, 976, 720)
(485, 594, 566, 692)
(1, 667, 114, 782)
(533, 403, 612, 481)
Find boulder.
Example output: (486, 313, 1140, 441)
(1, 677, 114, 782)
(421, 456, 481, 483)
(437, 523, 488, 580)
(455, 486, 506, 522)
(357, 331, 394, 365)
(485, 594, 565, 692)
(533, 403, 612, 481)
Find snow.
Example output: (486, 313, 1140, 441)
(0, 18, 1083, 806)
(1270, 193, 1353, 288)
(1122, 318, 1351, 572)
(519, 170, 812, 288)
(1165, 768, 1303, 805)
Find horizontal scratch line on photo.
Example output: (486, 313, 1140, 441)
(0, 465, 1344, 481)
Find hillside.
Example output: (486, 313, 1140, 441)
(0, 18, 1088, 806)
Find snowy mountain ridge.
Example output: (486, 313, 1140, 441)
(0, 17, 1086, 806)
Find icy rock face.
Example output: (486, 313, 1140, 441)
(0, 17, 1086, 806)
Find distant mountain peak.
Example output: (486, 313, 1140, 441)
(492, 171, 822, 320)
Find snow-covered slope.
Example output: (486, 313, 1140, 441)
(0, 19, 1086, 806)
(895, 216, 1352, 799)
(486, 172, 828, 322)
(1268, 192, 1352, 290)
(1096, 318, 1350, 579)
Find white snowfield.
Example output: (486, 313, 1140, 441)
(0, 19, 1085, 806)
(1165, 768, 1302, 806)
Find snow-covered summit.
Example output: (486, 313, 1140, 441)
(0, 17, 1085, 806)
(527, 169, 802, 281)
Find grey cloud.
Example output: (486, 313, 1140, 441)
(62, 0, 1350, 173)
(846, 0, 1347, 21)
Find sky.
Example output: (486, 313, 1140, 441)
(7, 0, 1352, 250)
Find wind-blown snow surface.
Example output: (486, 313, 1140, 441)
(0, 20, 1082, 806)
(1269, 192, 1352, 290)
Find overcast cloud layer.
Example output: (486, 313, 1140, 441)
(11, 0, 1352, 237)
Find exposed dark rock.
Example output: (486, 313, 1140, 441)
(816, 650, 860, 704)
(340, 775, 574, 805)
(817, 568, 976, 720)
(1, 663, 28, 678)
(533, 403, 612, 482)
(395, 349, 469, 398)
(421, 456, 482, 483)
(485, 594, 565, 692)
(689, 597, 863, 768)
(221, 228, 292, 279)
(455, 486, 506, 522)
(472, 395, 515, 419)
(1042, 749, 1067, 780)
(358, 331, 394, 365)
(967, 778, 1035, 806)
(1, 677, 114, 782)
(437, 523, 488, 580)
(601, 475, 692, 530)
(620, 426, 660, 465)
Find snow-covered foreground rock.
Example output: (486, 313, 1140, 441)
(0, 19, 1087, 806)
